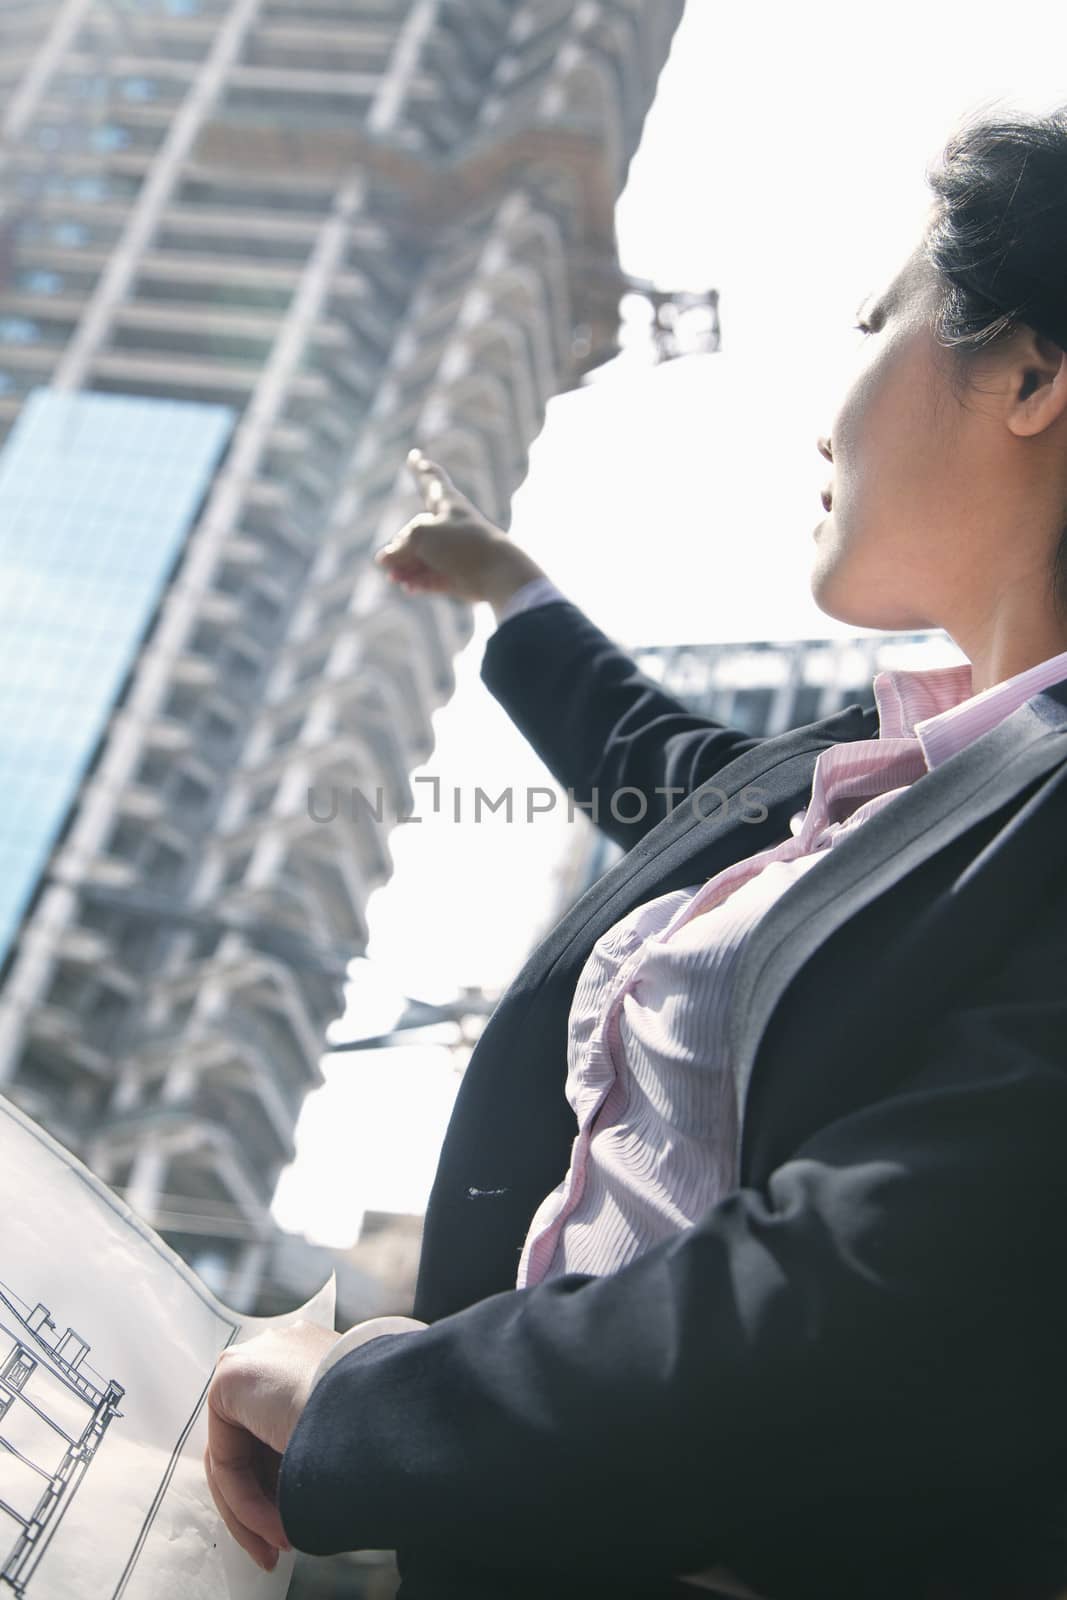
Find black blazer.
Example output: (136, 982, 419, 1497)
(279, 600, 1067, 1600)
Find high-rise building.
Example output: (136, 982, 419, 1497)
(0, 0, 688, 1315)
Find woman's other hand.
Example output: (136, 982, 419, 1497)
(203, 1320, 341, 1573)
(374, 448, 548, 616)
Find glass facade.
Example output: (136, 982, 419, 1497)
(0, 388, 235, 968)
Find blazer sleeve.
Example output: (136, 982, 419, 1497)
(479, 598, 767, 854)
(276, 899, 1067, 1598)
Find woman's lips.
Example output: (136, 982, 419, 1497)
(820, 486, 833, 512)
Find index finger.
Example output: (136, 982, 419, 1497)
(207, 1405, 290, 1553)
(204, 1445, 278, 1572)
(406, 448, 453, 511)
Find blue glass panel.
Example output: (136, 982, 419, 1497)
(17, 271, 62, 296)
(51, 221, 87, 246)
(0, 388, 236, 968)
(90, 126, 129, 153)
(121, 78, 159, 102)
(0, 318, 40, 344)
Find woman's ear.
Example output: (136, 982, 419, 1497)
(1006, 329, 1067, 438)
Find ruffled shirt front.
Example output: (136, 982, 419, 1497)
(508, 586, 1067, 1291)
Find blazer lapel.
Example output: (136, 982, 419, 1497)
(726, 681, 1067, 1179)
(539, 701, 877, 979)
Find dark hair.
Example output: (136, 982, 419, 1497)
(921, 103, 1067, 618)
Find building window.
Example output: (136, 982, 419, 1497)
(0, 317, 40, 345)
(136, 751, 171, 787)
(91, 126, 130, 153)
(52, 221, 89, 247)
(191, 925, 220, 960)
(1, 1348, 36, 1393)
(200, 707, 238, 746)
(173, 772, 210, 813)
(221, 849, 252, 888)
(791, 686, 823, 727)
(163, 683, 199, 721)
(108, 819, 143, 861)
(72, 176, 108, 201)
(225, 648, 261, 690)
(145, 839, 185, 887)
(121, 78, 158, 102)
(18, 269, 62, 295)
(72, 73, 109, 102)
(247, 780, 277, 818)
(292, 649, 329, 687)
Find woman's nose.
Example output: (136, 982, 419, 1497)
(817, 436, 833, 463)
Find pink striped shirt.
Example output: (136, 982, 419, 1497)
(497, 582, 1067, 1295)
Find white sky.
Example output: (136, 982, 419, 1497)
(271, 0, 1067, 1249)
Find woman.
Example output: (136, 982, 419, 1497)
(203, 105, 1067, 1600)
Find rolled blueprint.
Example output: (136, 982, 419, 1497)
(0, 1092, 335, 1600)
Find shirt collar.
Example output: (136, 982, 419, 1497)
(872, 645, 1067, 769)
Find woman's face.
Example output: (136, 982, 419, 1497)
(810, 239, 970, 632)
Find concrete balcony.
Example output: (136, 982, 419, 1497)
(169, 653, 220, 689)
(71, 854, 139, 892)
(281, 837, 370, 950)
(167, 1075, 298, 1170)
(0, 343, 57, 374)
(228, 63, 405, 99)
(112, 782, 167, 824)
(91, 349, 330, 402)
(0, 293, 86, 325)
(123, 712, 195, 754)
(143, 948, 327, 1083)
(243, 20, 396, 74)
(23, 1007, 111, 1077)
(99, 1108, 280, 1212)
(194, 590, 244, 628)
(52, 926, 112, 969)
(72, 15, 223, 54)
(217, 531, 267, 569)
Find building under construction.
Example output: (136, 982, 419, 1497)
(0, 0, 688, 1316)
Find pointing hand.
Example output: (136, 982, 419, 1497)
(374, 448, 543, 607)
